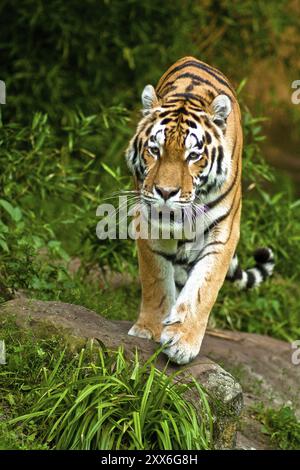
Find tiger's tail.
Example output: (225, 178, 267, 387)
(226, 248, 275, 289)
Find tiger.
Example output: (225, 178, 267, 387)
(125, 56, 274, 365)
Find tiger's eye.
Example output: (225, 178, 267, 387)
(188, 152, 201, 162)
(149, 146, 160, 157)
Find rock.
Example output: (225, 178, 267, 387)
(201, 328, 300, 449)
(202, 329, 300, 410)
(0, 298, 243, 449)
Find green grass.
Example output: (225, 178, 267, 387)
(213, 278, 300, 342)
(0, 319, 213, 450)
(254, 404, 300, 450)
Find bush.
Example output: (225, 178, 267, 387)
(0, 322, 213, 450)
(255, 405, 300, 450)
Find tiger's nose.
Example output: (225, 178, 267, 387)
(154, 185, 180, 201)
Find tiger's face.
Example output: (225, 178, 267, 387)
(126, 84, 232, 215)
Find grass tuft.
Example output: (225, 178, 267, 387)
(1, 322, 213, 450)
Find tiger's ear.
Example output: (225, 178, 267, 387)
(141, 84, 159, 115)
(211, 94, 232, 130)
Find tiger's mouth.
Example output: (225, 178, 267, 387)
(140, 199, 194, 228)
(136, 191, 209, 240)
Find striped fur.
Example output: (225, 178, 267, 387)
(227, 248, 275, 289)
(125, 57, 275, 364)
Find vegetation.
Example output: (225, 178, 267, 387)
(0, 0, 299, 450)
(255, 405, 300, 450)
(0, 320, 213, 450)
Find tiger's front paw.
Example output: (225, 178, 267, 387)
(160, 323, 204, 365)
(162, 302, 190, 326)
(128, 322, 162, 342)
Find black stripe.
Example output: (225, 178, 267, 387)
(199, 175, 209, 185)
(208, 147, 216, 174)
(152, 249, 177, 263)
(207, 90, 215, 100)
(164, 98, 184, 105)
(135, 163, 143, 181)
(177, 237, 195, 247)
(175, 281, 185, 290)
(160, 118, 172, 125)
(162, 107, 200, 122)
(231, 265, 243, 281)
(187, 250, 219, 273)
(186, 119, 197, 129)
(189, 132, 203, 149)
(254, 264, 269, 280)
(202, 196, 241, 250)
(159, 73, 220, 96)
(171, 92, 206, 107)
(205, 131, 212, 144)
(254, 248, 272, 264)
(206, 155, 239, 210)
(139, 116, 154, 135)
(145, 124, 152, 136)
(184, 61, 234, 92)
(158, 61, 235, 94)
(131, 135, 139, 165)
(133, 136, 145, 180)
(204, 207, 231, 236)
(160, 103, 180, 109)
(159, 84, 177, 97)
(159, 109, 174, 118)
(188, 111, 201, 122)
(175, 256, 189, 266)
(186, 103, 207, 112)
(174, 106, 189, 115)
(185, 83, 194, 92)
(196, 181, 216, 196)
(246, 271, 256, 288)
(138, 137, 143, 155)
(216, 146, 224, 174)
(131, 153, 138, 167)
(158, 295, 166, 308)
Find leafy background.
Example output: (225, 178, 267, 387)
(0, 0, 299, 339)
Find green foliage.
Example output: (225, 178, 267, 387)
(255, 404, 300, 450)
(0, 320, 213, 450)
(0, 107, 134, 297)
(1, 0, 294, 123)
(0, 423, 49, 450)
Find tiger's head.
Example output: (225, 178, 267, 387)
(126, 84, 232, 214)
